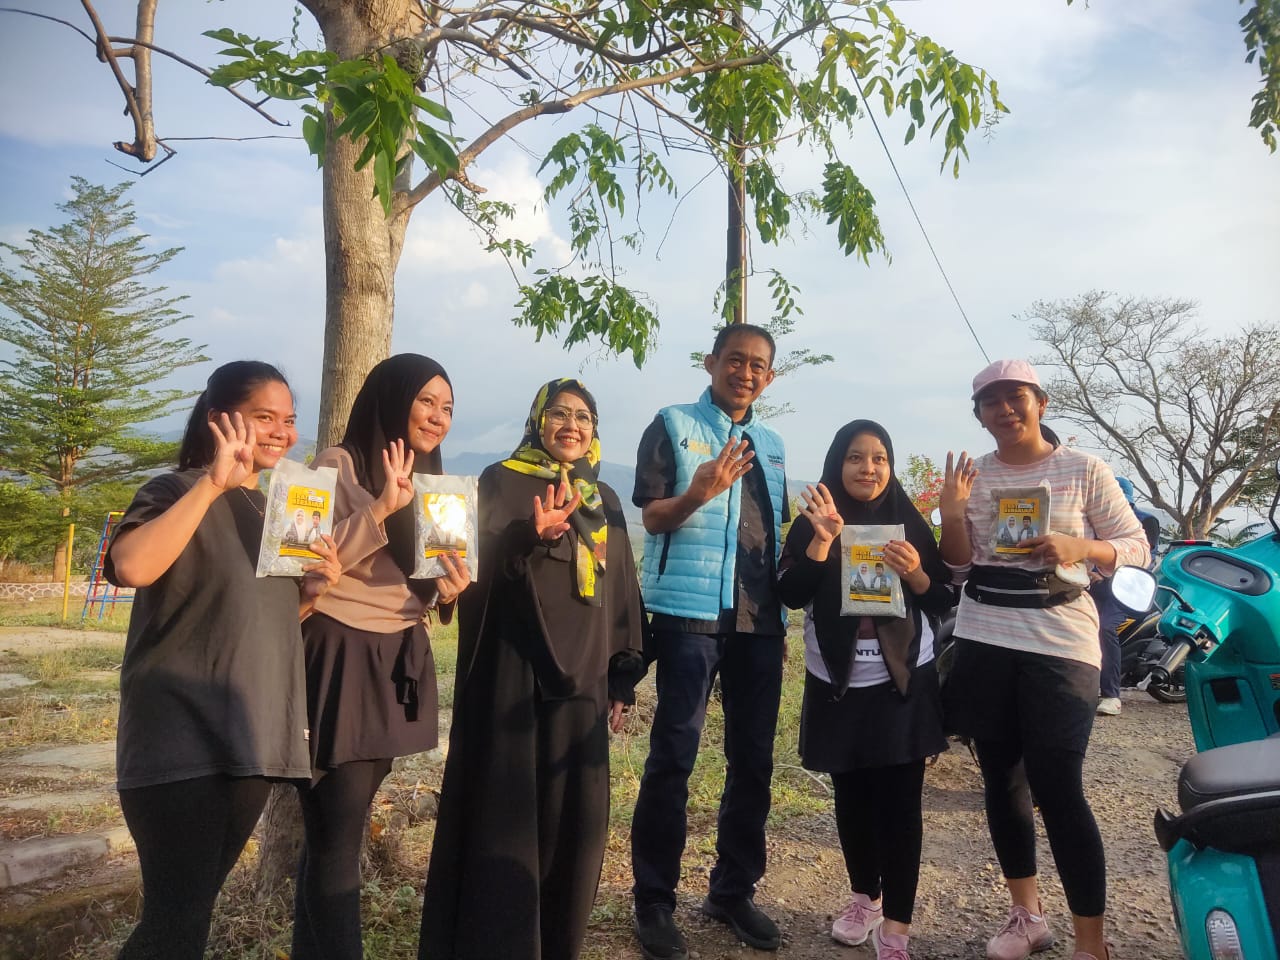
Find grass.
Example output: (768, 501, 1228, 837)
(0, 693, 120, 750)
(0, 800, 122, 842)
(35, 612, 827, 960)
(0, 641, 126, 749)
(0, 643, 126, 678)
(0, 598, 132, 633)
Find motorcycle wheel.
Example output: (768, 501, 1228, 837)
(1147, 664, 1187, 704)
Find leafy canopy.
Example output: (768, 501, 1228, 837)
(205, 0, 1006, 367)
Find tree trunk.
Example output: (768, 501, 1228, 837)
(254, 783, 304, 898)
(305, 0, 417, 447)
(255, 0, 418, 901)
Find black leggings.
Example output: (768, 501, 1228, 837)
(117, 775, 271, 960)
(830, 761, 926, 925)
(974, 738, 1106, 917)
(292, 758, 393, 960)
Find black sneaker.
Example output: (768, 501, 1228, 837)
(700, 895, 781, 950)
(634, 903, 689, 960)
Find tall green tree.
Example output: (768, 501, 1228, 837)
(19, 1, 1012, 445)
(0, 177, 208, 496)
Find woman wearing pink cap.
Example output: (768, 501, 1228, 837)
(939, 360, 1148, 960)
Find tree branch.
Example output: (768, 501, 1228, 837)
(79, 0, 154, 161)
(396, 52, 771, 214)
(0, 6, 287, 131)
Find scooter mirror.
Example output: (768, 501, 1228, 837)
(1111, 565, 1157, 614)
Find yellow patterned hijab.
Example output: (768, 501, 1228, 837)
(501, 378, 607, 605)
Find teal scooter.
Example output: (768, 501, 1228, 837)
(1112, 457, 1280, 960)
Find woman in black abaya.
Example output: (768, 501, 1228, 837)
(419, 378, 646, 960)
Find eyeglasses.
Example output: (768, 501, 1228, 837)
(544, 406, 596, 429)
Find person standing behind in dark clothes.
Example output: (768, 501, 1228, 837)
(106, 361, 341, 960)
(1095, 476, 1160, 717)
(778, 421, 953, 960)
(630, 324, 789, 960)
(1115, 477, 1160, 557)
(293, 354, 473, 960)
(418, 378, 646, 960)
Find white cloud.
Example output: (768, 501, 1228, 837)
(458, 281, 490, 309)
(400, 152, 573, 273)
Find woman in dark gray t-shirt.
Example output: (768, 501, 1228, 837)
(106, 362, 339, 960)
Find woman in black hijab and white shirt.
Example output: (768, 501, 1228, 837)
(293, 353, 472, 960)
(777, 420, 953, 960)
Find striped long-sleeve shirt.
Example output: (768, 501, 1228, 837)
(947, 446, 1150, 667)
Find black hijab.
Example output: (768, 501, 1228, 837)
(339, 353, 451, 589)
(819, 420, 938, 549)
(799, 419, 950, 696)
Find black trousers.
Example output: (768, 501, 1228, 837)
(292, 758, 393, 960)
(630, 630, 784, 908)
(946, 638, 1106, 917)
(974, 738, 1106, 917)
(831, 761, 927, 924)
(117, 774, 271, 960)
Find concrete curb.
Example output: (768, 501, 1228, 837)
(0, 825, 134, 889)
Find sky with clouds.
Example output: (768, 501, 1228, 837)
(1, 0, 1277, 492)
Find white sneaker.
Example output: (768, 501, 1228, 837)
(1096, 697, 1122, 716)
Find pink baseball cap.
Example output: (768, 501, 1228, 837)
(971, 359, 1042, 400)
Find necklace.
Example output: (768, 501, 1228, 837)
(238, 485, 265, 517)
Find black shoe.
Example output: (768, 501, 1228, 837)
(634, 904, 689, 960)
(700, 895, 781, 951)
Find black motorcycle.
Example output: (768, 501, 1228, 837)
(1116, 607, 1186, 703)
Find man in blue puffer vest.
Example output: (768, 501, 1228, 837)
(630, 324, 789, 960)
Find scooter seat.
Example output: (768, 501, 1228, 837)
(1179, 734, 1280, 811)
(1155, 735, 1280, 854)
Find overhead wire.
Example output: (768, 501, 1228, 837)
(852, 76, 990, 363)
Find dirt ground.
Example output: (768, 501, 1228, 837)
(1, 622, 1194, 959)
(586, 690, 1192, 960)
(0, 625, 118, 657)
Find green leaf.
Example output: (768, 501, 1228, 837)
(412, 96, 453, 123)
(372, 150, 394, 214)
(301, 114, 325, 166)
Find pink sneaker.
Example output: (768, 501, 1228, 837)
(873, 924, 911, 959)
(831, 892, 883, 946)
(986, 905, 1054, 960)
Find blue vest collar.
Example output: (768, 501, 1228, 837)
(696, 386, 756, 430)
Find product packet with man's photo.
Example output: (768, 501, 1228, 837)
(256, 458, 339, 577)
(840, 524, 906, 618)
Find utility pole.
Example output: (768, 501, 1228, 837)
(726, 6, 747, 324)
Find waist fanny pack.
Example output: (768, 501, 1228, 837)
(964, 564, 1085, 609)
